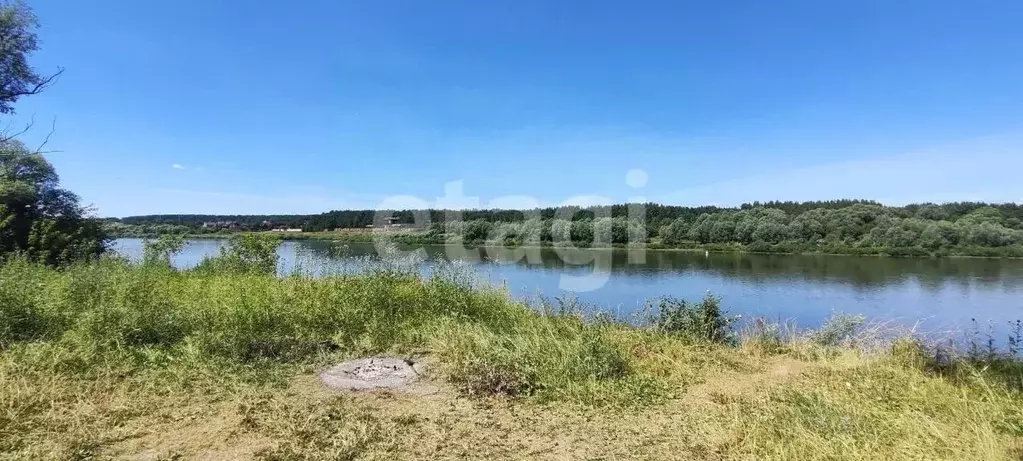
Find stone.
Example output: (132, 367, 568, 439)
(319, 356, 422, 390)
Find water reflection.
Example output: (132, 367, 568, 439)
(110, 239, 1023, 331)
(362, 243, 1023, 293)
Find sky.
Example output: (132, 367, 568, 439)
(9, 0, 1023, 217)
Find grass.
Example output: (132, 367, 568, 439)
(0, 252, 1021, 459)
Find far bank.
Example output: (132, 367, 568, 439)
(108, 228, 1023, 259)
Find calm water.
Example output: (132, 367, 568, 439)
(111, 238, 1023, 332)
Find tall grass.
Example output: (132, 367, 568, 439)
(0, 250, 643, 400)
(0, 241, 1021, 459)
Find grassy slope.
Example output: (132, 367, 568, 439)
(0, 259, 1021, 460)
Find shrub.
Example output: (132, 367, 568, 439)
(194, 234, 281, 275)
(649, 294, 737, 343)
(810, 312, 866, 347)
(141, 234, 185, 267)
(740, 317, 790, 355)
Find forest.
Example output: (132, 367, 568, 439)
(107, 200, 1023, 256)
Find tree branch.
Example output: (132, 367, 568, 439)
(0, 114, 34, 145)
(32, 116, 56, 154)
(1, 67, 65, 101)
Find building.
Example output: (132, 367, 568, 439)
(201, 220, 240, 230)
(366, 217, 407, 229)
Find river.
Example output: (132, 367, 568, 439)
(110, 238, 1023, 334)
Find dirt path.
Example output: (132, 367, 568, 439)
(105, 355, 819, 460)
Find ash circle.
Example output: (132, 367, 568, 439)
(320, 356, 422, 390)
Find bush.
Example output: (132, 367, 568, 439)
(649, 294, 737, 343)
(740, 317, 791, 355)
(141, 234, 185, 267)
(194, 234, 281, 275)
(809, 312, 866, 347)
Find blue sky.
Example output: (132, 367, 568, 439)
(10, 0, 1023, 216)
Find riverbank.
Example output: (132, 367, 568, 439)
(1, 256, 1020, 460)
(111, 229, 1023, 258)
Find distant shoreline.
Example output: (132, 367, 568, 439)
(109, 231, 1023, 259)
(104, 201, 1023, 260)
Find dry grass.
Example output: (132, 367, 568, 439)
(0, 257, 1021, 460)
(13, 345, 1016, 461)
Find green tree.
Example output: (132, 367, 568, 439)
(709, 215, 737, 243)
(790, 209, 827, 242)
(962, 221, 1022, 247)
(0, 1, 102, 264)
(751, 220, 791, 244)
(488, 221, 523, 245)
(687, 214, 714, 243)
(957, 207, 1005, 227)
(592, 217, 614, 246)
(915, 204, 950, 221)
(550, 219, 572, 245)
(919, 221, 960, 250)
(823, 204, 887, 243)
(463, 219, 493, 242)
(518, 218, 544, 244)
(0, 141, 107, 264)
(659, 218, 690, 245)
(734, 208, 790, 244)
(1, 1, 61, 117)
(570, 219, 595, 245)
(591, 217, 644, 245)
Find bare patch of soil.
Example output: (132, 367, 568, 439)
(320, 356, 425, 391)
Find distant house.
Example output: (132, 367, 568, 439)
(202, 220, 240, 230)
(271, 228, 303, 233)
(366, 217, 406, 229)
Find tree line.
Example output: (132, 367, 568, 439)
(656, 203, 1023, 255)
(108, 201, 1023, 256)
(111, 200, 1023, 232)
